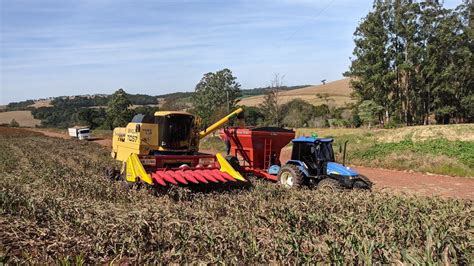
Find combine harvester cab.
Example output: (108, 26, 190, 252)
(111, 108, 246, 189)
(221, 127, 372, 190)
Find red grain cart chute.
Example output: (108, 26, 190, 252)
(220, 127, 295, 181)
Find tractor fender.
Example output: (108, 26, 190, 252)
(285, 160, 309, 177)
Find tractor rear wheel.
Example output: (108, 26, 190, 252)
(318, 178, 342, 192)
(278, 164, 304, 188)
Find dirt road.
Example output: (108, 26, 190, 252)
(27, 128, 474, 200)
(352, 166, 474, 199)
(27, 128, 112, 146)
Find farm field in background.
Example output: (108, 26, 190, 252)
(28, 99, 53, 108)
(0, 127, 472, 264)
(238, 78, 354, 107)
(0, 111, 41, 127)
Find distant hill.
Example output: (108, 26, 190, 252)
(0, 111, 41, 127)
(238, 78, 355, 107)
(4, 80, 346, 112)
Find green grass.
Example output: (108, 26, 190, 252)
(352, 139, 474, 168)
(199, 135, 226, 152)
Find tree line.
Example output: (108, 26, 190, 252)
(191, 70, 357, 129)
(345, 0, 473, 125)
(31, 90, 159, 129)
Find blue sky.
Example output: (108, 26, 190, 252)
(0, 0, 462, 104)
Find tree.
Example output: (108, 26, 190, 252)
(105, 89, 133, 129)
(244, 106, 265, 126)
(358, 100, 384, 128)
(346, 0, 472, 125)
(76, 108, 106, 129)
(260, 74, 284, 126)
(281, 98, 318, 128)
(161, 97, 188, 111)
(133, 106, 159, 117)
(9, 119, 19, 127)
(192, 69, 241, 127)
(345, 0, 392, 125)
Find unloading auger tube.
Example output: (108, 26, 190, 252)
(199, 107, 244, 139)
(111, 108, 246, 188)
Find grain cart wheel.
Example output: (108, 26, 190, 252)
(278, 164, 304, 188)
(318, 178, 342, 192)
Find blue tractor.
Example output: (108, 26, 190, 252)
(276, 137, 373, 190)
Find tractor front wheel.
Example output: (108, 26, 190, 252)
(318, 178, 342, 192)
(277, 164, 305, 188)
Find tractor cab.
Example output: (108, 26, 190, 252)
(290, 137, 335, 176)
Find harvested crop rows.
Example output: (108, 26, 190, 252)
(0, 128, 472, 264)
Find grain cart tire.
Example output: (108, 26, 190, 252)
(278, 164, 305, 188)
(318, 178, 343, 192)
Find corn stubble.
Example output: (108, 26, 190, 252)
(0, 128, 472, 264)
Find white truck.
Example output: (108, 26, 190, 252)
(68, 126, 91, 140)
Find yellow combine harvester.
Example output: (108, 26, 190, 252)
(111, 108, 245, 187)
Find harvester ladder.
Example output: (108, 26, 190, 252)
(263, 138, 272, 169)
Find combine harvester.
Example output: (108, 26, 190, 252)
(110, 108, 246, 188)
(220, 127, 373, 190)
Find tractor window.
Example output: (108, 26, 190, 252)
(318, 142, 335, 162)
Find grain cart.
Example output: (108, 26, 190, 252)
(220, 127, 372, 190)
(110, 108, 246, 188)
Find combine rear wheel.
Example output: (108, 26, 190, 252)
(277, 164, 304, 188)
(318, 178, 342, 192)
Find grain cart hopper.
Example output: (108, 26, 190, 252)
(221, 127, 372, 190)
(111, 108, 246, 188)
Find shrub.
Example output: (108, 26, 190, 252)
(9, 119, 19, 127)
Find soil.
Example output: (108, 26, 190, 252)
(26, 128, 474, 200)
(352, 166, 474, 199)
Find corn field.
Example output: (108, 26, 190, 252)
(0, 127, 472, 264)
